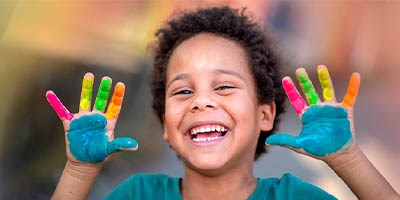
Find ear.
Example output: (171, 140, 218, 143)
(162, 114, 169, 142)
(259, 102, 276, 131)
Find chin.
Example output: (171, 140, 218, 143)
(183, 154, 233, 176)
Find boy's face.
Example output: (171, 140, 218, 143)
(164, 33, 275, 173)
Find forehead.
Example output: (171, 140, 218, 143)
(167, 33, 251, 78)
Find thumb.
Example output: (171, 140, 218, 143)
(107, 137, 138, 155)
(266, 134, 301, 149)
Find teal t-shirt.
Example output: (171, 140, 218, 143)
(105, 173, 337, 200)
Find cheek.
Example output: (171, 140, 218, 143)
(164, 101, 186, 129)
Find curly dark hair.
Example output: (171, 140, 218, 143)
(150, 6, 285, 160)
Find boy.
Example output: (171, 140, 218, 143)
(46, 6, 398, 199)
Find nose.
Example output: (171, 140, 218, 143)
(190, 93, 217, 112)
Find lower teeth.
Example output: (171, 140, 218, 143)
(193, 136, 221, 142)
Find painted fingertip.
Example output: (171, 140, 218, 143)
(317, 66, 335, 102)
(266, 134, 300, 149)
(105, 82, 125, 120)
(46, 91, 74, 121)
(94, 78, 112, 111)
(107, 137, 138, 154)
(343, 73, 361, 108)
(80, 74, 94, 111)
(282, 79, 306, 114)
(297, 71, 319, 105)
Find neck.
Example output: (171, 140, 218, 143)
(180, 164, 257, 200)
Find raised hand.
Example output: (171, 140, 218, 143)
(266, 65, 360, 158)
(46, 72, 138, 164)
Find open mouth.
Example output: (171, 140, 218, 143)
(189, 125, 229, 142)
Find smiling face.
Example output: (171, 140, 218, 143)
(164, 33, 275, 174)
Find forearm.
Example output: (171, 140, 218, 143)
(326, 145, 399, 200)
(51, 161, 102, 200)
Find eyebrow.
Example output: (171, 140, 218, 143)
(166, 68, 246, 88)
(166, 74, 189, 88)
(214, 69, 245, 81)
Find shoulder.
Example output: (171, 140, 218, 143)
(250, 173, 337, 200)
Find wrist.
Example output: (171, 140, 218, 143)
(65, 161, 103, 182)
(324, 143, 362, 170)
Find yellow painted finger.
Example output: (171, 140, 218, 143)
(106, 82, 125, 120)
(317, 65, 335, 102)
(343, 73, 360, 108)
(79, 73, 94, 111)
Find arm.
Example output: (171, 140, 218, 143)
(46, 73, 138, 200)
(266, 65, 399, 199)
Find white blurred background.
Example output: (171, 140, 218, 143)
(0, 1, 399, 199)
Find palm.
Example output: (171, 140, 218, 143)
(294, 105, 352, 157)
(267, 65, 360, 158)
(47, 73, 137, 164)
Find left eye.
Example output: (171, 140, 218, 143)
(215, 85, 236, 90)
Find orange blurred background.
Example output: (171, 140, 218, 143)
(0, 1, 399, 199)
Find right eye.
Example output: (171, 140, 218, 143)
(173, 89, 193, 96)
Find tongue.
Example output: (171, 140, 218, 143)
(196, 131, 222, 139)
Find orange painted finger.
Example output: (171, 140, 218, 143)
(342, 73, 361, 108)
(105, 82, 125, 120)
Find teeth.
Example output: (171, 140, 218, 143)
(191, 125, 227, 135)
(192, 136, 222, 142)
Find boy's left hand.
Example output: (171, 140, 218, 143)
(266, 65, 361, 160)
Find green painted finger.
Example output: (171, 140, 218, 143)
(296, 69, 319, 105)
(80, 73, 94, 111)
(94, 78, 111, 111)
(318, 66, 335, 102)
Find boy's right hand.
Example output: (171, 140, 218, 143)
(46, 72, 138, 167)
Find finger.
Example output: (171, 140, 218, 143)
(46, 90, 74, 121)
(266, 134, 300, 149)
(296, 68, 319, 105)
(79, 72, 94, 112)
(107, 137, 138, 155)
(317, 65, 336, 102)
(105, 82, 125, 120)
(342, 73, 361, 108)
(282, 77, 306, 115)
(94, 77, 112, 112)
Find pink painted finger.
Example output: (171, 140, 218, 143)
(342, 73, 361, 108)
(46, 91, 74, 121)
(282, 77, 306, 114)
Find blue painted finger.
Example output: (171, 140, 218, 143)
(107, 137, 138, 155)
(266, 134, 301, 149)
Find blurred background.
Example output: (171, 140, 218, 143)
(0, 0, 399, 199)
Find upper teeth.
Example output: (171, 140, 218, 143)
(190, 125, 227, 135)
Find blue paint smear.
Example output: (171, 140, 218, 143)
(68, 114, 137, 163)
(266, 105, 353, 157)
